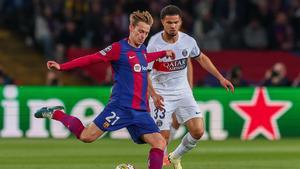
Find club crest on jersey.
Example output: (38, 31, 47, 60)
(103, 121, 110, 128)
(182, 49, 188, 56)
(134, 64, 141, 72)
(99, 45, 112, 55)
(133, 64, 147, 72)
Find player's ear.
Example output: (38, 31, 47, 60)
(129, 24, 134, 32)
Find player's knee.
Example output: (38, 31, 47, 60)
(80, 135, 96, 143)
(190, 128, 204, 140)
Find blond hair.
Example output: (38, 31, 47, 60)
(129, 10, 153, 26)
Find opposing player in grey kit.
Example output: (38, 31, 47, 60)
(147, 5, 234, 169)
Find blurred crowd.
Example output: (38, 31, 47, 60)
(225, 62, 300, 87)
(2, 0, 300, 58)
(1, 0, 300, 87)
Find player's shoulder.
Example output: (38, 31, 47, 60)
(148, 31, 164, 46)
(110, 41, 122, 50)
(111, 38, 128, 51)
(179, 32, 197, 43)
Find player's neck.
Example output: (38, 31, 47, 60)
(128, 37, 140, 48)
(162, 32, 179, 44)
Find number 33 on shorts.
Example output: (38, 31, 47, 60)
(153, 108, 166, 119)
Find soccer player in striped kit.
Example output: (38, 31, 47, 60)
(35, 10, 175, 169)
(147, 5, 235, 169)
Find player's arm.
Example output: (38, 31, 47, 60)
(187, 58, 193, 88)
(146, 39, 165, 111)
(146, 50, 175, 63)
(47, 53, 103, 71)
(147, 73, 164, 111)
(47, 43, 120, 71)
(194, 53, 234, 92)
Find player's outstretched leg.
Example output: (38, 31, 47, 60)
(169, 117, 204, 169)
(35, 106, 85, 139)
(169, 133, 199, 169)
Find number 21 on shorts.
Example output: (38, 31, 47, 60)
(105, 111, 120, 125)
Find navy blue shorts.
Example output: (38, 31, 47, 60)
(93, 103, 160, 144)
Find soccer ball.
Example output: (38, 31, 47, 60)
(115, 163, 135, 169)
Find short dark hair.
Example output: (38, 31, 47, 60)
(160, 5, 183, 19)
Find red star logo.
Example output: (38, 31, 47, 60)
(230, 87, 291, 140)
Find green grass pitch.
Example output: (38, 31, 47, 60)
(0, 138, 299, 169)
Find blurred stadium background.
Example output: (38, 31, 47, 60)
(0, 0, 300, 169)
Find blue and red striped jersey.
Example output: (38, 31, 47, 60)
(60, 38, 167, 111)
(109, 39, 149, 110)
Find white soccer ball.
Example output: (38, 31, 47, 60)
(115, 163, 135, 169)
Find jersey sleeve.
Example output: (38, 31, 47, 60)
(98, 42, 121, 62)
(190, 39, 201, 58)
(146, 51, 167, 63)
(146, 37, 157, 70)
(60, 42, 121, 70)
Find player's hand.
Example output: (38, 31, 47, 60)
(220, 78, 235, 93)
(47, 61, 61, 70)
(165, 50, 175, 60)
(152, 93, 165, 111)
